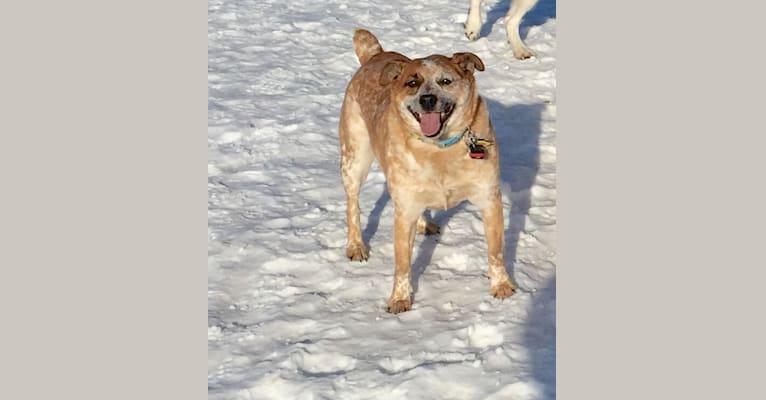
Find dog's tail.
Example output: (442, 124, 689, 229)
(353, 29, 383, 65)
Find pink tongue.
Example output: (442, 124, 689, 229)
(419, 113, 441, 137)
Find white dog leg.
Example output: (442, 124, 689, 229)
(505, 0, 539, 59)
(464, 0, 483, 41)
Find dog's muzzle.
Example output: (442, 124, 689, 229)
(408, 100, 455, 138)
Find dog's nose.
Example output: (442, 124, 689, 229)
(419, 94, 437, 111)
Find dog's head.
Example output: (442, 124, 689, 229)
(380, 53, 485, 139)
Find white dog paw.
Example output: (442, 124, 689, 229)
(464, 15, 482, 41)
(512, 45, 536, 60)
(465, 27, 480, 41)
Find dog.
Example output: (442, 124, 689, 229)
(338, 30, 515, 313)
(464, 0, 539, 59)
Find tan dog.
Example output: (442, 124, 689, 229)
(338, 30, 515, 313)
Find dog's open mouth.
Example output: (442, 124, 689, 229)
(408, 103, 454, 137)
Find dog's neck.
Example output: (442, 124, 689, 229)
(409, 128, 468, 148)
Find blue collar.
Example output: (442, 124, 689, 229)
(410, 128, 467, 148)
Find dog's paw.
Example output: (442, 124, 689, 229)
(416, 219, 441, 236)
(511, 45, 536, 60)
(464, 28, 480, 41)
(490, 281, 516, 299)
(387, 299, 412, 314)
(346, 242, 369, 262)
(464, 17, 481, 41)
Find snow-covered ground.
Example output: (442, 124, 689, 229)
(208, 0, 556, 398)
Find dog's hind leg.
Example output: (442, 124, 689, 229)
(505, 0, 539, 59)
(464, 0, 483, 41)
(416, 213, 440, 235)
(339, 97, 374, 262)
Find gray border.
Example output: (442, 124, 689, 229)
(5, 0, 763, 398)
(2, 2, 206, 399)
(559, 1, 763, 398)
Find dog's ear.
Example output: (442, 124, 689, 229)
(380, 61, 405, 86)
(451, 52, 485, 75)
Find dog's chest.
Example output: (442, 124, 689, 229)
(392, 150, 494, 210)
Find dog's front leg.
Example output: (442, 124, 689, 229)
(464, 0, 484, 41)
(387, 206, 420, 313)
(481, 191, 517, 298)
(505, 0, 538, 59)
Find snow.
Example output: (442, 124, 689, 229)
(208, 0, 556, 398)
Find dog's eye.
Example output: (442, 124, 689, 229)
(439, 78, 452, 86)
(405, 80, 418, 88)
